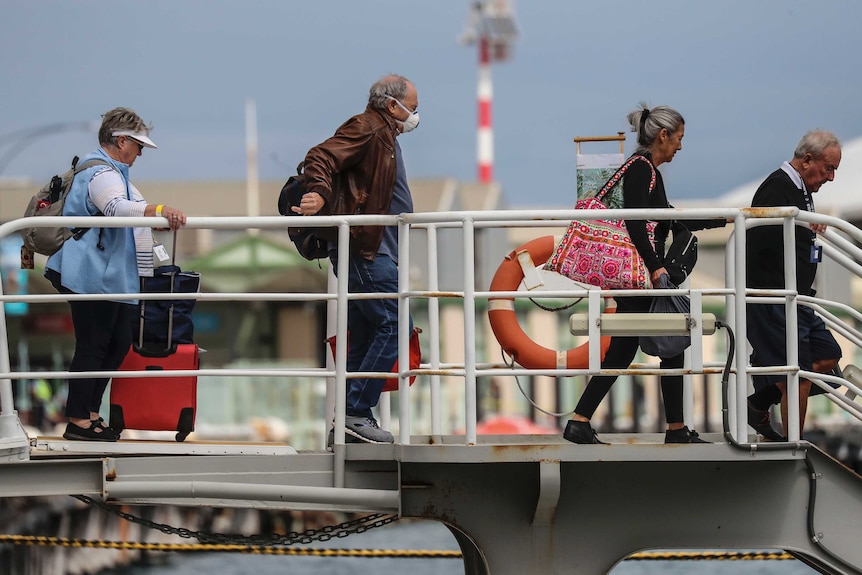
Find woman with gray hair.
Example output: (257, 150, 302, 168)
(46, 107, 187, 441)
(563, 102, 726, 445)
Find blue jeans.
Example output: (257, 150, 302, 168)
(331, 253, 412, 420)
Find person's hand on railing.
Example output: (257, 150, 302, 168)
(292, 192, 325, 215)
(810, 223, 827, 234)
(149, 204, 187, 231)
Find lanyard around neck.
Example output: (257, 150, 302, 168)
(788, 163, 815, 213)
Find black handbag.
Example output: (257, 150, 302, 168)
(640, 274, 691, 358)
(663, 221, 697, 286)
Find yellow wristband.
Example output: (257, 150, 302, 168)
(155, 204, 164, 217)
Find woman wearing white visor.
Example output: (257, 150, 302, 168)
(45, 107, 187, 441)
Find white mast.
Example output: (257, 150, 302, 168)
(245, 98, 260, 235)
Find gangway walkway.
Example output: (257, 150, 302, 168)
(0, 208, 861, 574)
(7, 431, 862, 574)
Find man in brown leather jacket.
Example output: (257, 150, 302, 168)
(296, 74, 419, 445)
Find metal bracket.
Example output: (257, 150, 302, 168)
(532, 460, 561, 526)
(516, 250, 543, 291)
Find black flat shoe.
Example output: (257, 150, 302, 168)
(563, 420, 607, 444)
(664, 426, 708, 444)
(63, 421, 118, 442)
(92, 417, 121, 440)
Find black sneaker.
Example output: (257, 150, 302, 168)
(63, 421, 119, 442)
(664, 426, 708, 444)
(563, 420, 606, 444)
(747, 402, 786, 442)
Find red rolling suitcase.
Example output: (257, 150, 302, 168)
(110, 235, 199, 442)
(110, 342, 198, 442)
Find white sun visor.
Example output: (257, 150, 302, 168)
(112, 130, 158, 149)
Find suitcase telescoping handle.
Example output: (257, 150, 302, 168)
(138, 229, 178, 351)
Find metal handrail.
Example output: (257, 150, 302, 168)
(726, 213, 862, 441)
(0, 205, 859, 463)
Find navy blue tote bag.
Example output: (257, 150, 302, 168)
(139, 265, 200, 345)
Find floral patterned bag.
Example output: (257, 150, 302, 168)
(546, 155, 656, 290)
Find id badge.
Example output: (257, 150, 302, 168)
(810, 244, 822, 263)
(153, 242, 171, 265)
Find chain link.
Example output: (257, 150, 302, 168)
(527, 296, 581, 312)
(73, 495, 398, 546)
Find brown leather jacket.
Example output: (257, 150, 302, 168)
(303, 105, 400, 259)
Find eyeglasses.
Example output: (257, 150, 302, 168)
(123, 136, 144, 149)
(810, 154, 838, 174)
(111, 130, 150, 148)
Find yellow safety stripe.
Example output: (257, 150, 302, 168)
(0, 535, 796, 561)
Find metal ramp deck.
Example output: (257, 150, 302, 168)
(31, 435, 297, 457)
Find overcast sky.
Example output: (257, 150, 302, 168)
(1, 0, 860, 208)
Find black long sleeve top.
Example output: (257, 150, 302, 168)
(746, 168, 818, 295)
(621, 154, 726, 273)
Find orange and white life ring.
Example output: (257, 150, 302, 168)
(488, 236, 612, 369)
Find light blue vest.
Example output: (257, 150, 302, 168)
(45, 148, 139, 303)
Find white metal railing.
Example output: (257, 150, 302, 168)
(725, 212, 862, 440)
(0, 206, 860, 466)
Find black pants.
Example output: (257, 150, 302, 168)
(574, 295, 685, 424)
(64, 298, 135, 420)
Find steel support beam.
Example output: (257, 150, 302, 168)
(106, 481, 399, 512)
(0, 459, 105, 497)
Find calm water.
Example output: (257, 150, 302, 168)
(124, 519, 818, 575)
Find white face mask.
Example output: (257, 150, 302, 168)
(387, 96, 420, 133)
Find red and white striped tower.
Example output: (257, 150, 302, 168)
(460, 1, 519, 184)
(477, 36, 494, 183)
